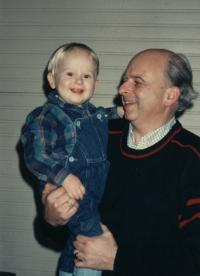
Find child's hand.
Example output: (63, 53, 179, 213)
(117, 106, 124, 118)
(62, 174, 85, 200)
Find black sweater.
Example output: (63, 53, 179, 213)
(100, 119, 200, 276)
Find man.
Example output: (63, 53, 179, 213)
(43, 49, 200, 275)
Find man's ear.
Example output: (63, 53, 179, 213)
(164, 86, 180, 107)
(47, 72, 56, 89)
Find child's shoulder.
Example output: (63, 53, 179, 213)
(26, 99, 60, 119)
(25, 101, 57, 123)
(25, 105, 44, 122)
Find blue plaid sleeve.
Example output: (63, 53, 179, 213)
(21, 105, 74, 186)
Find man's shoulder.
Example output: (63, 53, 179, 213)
(174, 125, 200, 158)
(108, 118, 128, 134)
(178, 126, 200, 145)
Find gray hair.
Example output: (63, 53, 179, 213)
(167, 53, 198, 112)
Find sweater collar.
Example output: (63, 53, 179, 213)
(120, 120, 182, 159)
(127, 117, 176, 150)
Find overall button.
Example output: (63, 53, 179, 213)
(76, 120, 81, 127)
(69, 156, 75, 162)
(97, 113, 102, 119)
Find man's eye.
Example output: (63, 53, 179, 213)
(135, 80, 142, 86)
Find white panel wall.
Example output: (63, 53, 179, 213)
(0, 0, 200, 275)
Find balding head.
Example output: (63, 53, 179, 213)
(128, 49, 198, 113)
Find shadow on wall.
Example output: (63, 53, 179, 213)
(42, 66, 52, 98)
(16, 140, 69, 250)
(16, 140, 69, 274)
(14, 65, 71, 275)
(15, 63, 68, 251)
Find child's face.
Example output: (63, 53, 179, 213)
(48, 49, 97, 106)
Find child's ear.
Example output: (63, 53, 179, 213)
(47, 72, 56, 89)
(164, 86, 180, 107)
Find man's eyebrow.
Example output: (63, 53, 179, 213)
(129, 75, 145, 82)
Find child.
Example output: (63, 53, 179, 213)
(21, 42, 123, 276)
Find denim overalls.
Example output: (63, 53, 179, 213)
(60, 103, 111, 272)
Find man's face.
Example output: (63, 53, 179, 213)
(118, 51, 171, 130)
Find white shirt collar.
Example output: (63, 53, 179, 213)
(127, 117, 176, 150)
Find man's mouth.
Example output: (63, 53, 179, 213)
(122, 98, 137, 105)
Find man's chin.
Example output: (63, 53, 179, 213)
(123, 103, 136, 112)
(123, 106, 137, 120)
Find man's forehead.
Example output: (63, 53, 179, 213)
(125, 58, 146, 77)
(126, 52, 168, 75)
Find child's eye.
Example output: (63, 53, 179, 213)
(84, 74, 92, 79)
(66, 72, 73, 77)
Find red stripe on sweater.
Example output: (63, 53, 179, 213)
(179, 212, 200, 229)
(120, 127, 182, 159)
(186, 198, 200, 206)
(171, 140, 200, 159)
(108, 130, 123, 135)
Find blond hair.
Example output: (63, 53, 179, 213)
(47, 42, 99, 78)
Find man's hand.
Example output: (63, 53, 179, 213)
(43, 183, 79, 226)
(74, 224, 118, 271)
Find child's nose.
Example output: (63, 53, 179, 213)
(75, 76, 83, 84)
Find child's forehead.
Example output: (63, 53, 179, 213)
(60, 49, 96, 68)
(63, 48, 91, 58)
(53, 47, 98, 76)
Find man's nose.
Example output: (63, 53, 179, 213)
(118, 80, 132, 95)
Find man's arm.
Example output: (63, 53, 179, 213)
(43, 187, 118, 270)
(74, 224, 118, 271)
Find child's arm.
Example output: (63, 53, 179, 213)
(103, 106, 124, 119)
(21, 107, 74, 186)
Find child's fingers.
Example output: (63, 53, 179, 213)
(65, 182, 85, 200)
(74, 184, 85, 199)
(68, 188, 82, 200)
(80, 185, 86, 195)
(75, 189, 84, 200)
(77, 186, 86, 200)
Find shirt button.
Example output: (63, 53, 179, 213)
(69, 156, 75, 162)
